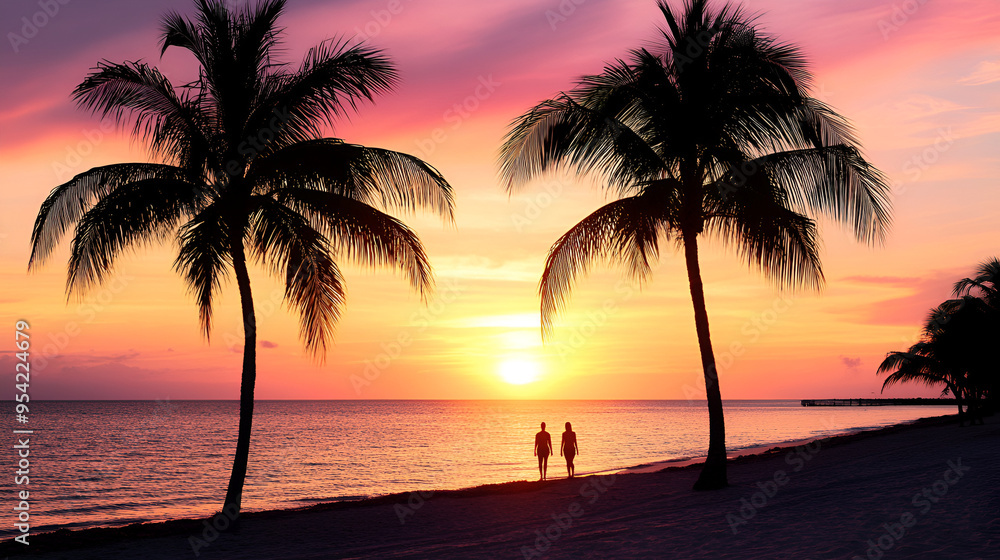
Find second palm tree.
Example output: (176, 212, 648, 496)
(500, 0, 891, 489)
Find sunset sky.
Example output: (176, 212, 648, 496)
(1, 0, 998, 400)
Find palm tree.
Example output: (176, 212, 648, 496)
(878, 303, 970, 423)
(878, 296, 997, 425)
(951, 258, 1000, 415)
(499, 0, 890, 489)
(28, 0, 453, 516)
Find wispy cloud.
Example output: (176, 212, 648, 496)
(841, 276, 920, 285)
(960, 60, 1000, 85)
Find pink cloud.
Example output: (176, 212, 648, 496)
(836, 269, 967, 326)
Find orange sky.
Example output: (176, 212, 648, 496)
(1, 0, 998, 399)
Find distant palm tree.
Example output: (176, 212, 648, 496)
(878, 303, 969, 423)
(29, 0, 453, 516)
(950, 258, 999, 417)
(878, 295, 996, 425)
(499, 0, 891, 489)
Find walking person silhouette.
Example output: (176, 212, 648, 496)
(561, 422, 578, 478)
(534, 422, 553, 481)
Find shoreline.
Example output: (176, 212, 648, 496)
(1, 412, 964, 555)
(616, 415, 939, 474)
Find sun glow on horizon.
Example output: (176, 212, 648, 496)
(498, 358, 541, 385)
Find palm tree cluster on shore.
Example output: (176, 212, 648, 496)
(878, 259, 1000, 425)
(30, 0, 893, 513)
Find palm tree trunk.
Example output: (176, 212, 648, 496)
(223, 238, 257, 517)
(948, 384, 965, 426)
(683, 230, 728, 490)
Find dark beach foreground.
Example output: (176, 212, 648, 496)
(4, 414, 997, 559)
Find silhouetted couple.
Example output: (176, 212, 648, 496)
(533, 422, 579, 480)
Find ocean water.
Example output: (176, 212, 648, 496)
(3, 400, 954, 537)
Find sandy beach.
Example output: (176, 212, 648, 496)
(5, 414, 997, 560)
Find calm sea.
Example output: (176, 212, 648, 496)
(2, 400, 953, 537)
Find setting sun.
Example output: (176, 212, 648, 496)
(498, 358, 541, 385)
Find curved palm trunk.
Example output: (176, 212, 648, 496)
(683, 231, 728, 490)
(223, 239, 257, 517)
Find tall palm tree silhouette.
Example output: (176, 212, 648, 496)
(29, 0, 453, 515)
(499, 0, 891, 489)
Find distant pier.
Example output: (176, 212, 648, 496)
(800, 398, 958, 407)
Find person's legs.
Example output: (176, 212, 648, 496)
(566, 454, 575, 478)
(538, 454, 544, 479)
(542, 454, 548, 480)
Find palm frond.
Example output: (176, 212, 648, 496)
(274, 188, 433, 298)
(30, 164, 194, 269)
(73, 61, 211, 170)
(651, 0, 857, 157)
(734, 146, 892, 245)
(66, 177, 207, 295)
(540, 193, 675, 336)
(953, 257, 1000, 300)
(876, 346, 956, 393)
(251, 39, 397, 149)
(250, 139, 454, 219)
(705, 173, 824, 290)
(174, 201, 231, 338)
(194, 0, 236, 80)
(160, 8, 207, 63)
(234, 0, 286, 79)
(249, 197, 345, 358)
(499, 94, 665, 197)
